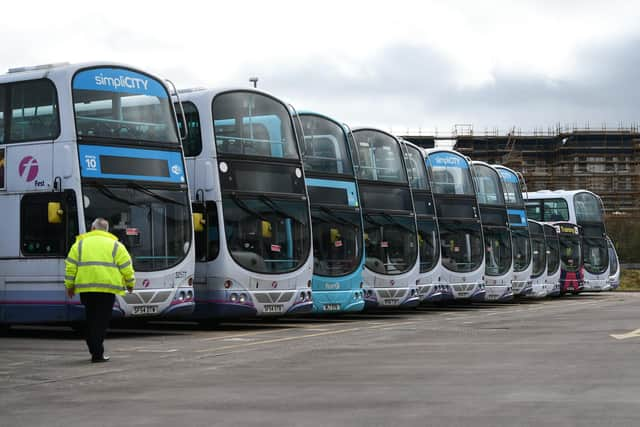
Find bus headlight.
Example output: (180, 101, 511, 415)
(239, 293, 246, 303)
(187, 290, 193, 300)
(230, 293, 238, 302)
(300, 292, 306, 301)
(177, 291, 185, 302)
(307, 291, 312, 301)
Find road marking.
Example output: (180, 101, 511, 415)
(117, 346, 178, 353)
(196, 327, 361, 353)
(198, 323, 341, 342)
(610, 328, 640, 340)
(198, 328, 290, 342)
(366, 321, 416, 329)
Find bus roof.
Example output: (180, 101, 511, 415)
(295, 110, 351, 133)
(175, 87, 292, 107)
(524, 189, 600, 200)
(0, 61, 167, 87)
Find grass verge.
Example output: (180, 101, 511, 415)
(618, 269, 640, 291)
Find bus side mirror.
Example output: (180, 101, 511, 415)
(193, 212, 205, 232)
(48, 202, 64, 224)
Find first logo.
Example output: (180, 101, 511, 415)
(19, 156, 39, 182)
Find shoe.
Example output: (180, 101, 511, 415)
(91, 355, 110, 363)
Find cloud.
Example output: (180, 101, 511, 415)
(231, 37, 640, 132)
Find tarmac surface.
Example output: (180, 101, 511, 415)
(1, 292, 639, 427)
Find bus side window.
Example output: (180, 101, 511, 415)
(174, 101, 202, 157)
(21, 190, 78, 256)
(9, 79, 60, 143)
(193, 201, 220, 262)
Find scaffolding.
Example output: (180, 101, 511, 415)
(402, 125, 640, 262)
(402, 125, 640, 215)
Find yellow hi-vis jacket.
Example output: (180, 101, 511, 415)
(64, 230, 135, 295)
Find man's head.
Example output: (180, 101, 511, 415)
(91, 218, 110, 232)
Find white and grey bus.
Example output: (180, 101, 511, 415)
(352, 128, 420, 309)
(402, 141, 447, 303)
(525, 190, 609, 291)
(606, 235, 620, 290)
(495, 165, 533, 297)
(0, 62, 195, 327)
(543, 224, 562, 297)
(528, 219, 550, 298)
(471, 161, 513, 301)
(425, 150, 485, 301)
(176, 88, 314, 319)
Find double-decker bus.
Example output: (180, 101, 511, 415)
(543, 224, 562, 297)
(425, 150, 485, 301)
(525, 190, 609, 291)
(606, 235, 620, 290)
(471, 161, 513, 302)
(177, 88, 313, 319)
(0, 62, 195, 327)
(528, 219, 550, 298)
(402, 140, 448, 303)
(352, 128, 420, 309)
(549, 222, 583, 294)
(494, 166, 532, 297)
(296, 111, 365, 313)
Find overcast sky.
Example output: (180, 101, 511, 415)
(2, 0, 639, 134)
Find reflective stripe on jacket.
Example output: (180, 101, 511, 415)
(64, 230, 135, 295)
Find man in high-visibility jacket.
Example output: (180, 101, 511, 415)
(65, 218, 135, 363)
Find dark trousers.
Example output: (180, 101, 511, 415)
(80, 292, 115, 358)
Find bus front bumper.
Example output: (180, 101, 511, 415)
(312, 290, 365, 314)
(484, 285, 514, 302)
(418, 284, 454, 303)
(450, 283, 486, 301)
(363, 287, 420, 309)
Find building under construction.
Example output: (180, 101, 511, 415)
(402, 125, 640, 262)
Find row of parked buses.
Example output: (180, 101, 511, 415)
(0, 61, 621, 328)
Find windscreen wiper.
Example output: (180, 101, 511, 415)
(93, 182, 136, 206)
(230, 194, 270, 222)
(319, 206, 360, 228)
(258, 195, 297, 221)
(127, 182, 186, 206)
(377, 212, 416, 234)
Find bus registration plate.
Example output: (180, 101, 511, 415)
(263, 304, 283, 313)
(324, 304, 341, 311)
(133, 305, 158, 315)
(382, 298, 399, 306)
